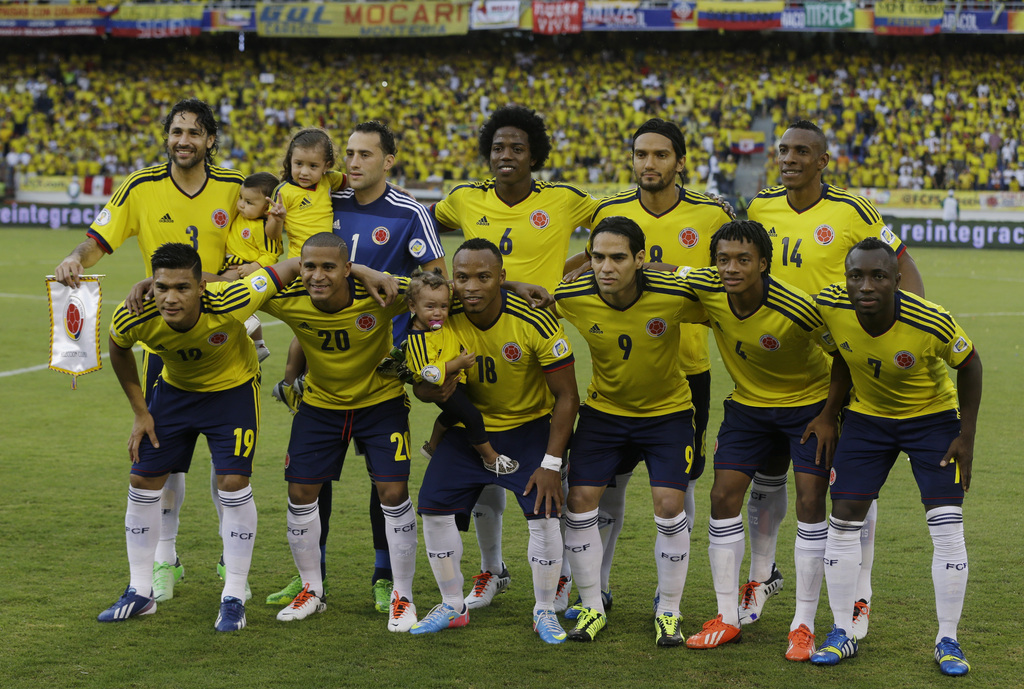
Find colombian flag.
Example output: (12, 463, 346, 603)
(697, 0, 784, 30)
(730, 130, 766, 155)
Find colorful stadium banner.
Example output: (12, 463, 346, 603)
(887, 216, 1024, 251)
(0, 203, 104, 229)
(729, 130, 765, 155)
(941, 9, 1009, 34)
(256, 2, 470, 37)
(1011, 10, 1024, 33)
(873, 1, 943, 36)
(581, 2, 695, 31)
(471, 0, 522, 30)
(532, 0, 583, 34)
(857, 189, 1024, 213)
(696, 0, 783, 31)
(108, 4, 204, 38)
(204, 8, 257, 33)
(0, 5, 105, 37)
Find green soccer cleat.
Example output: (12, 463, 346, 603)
(266, 575, 303, 606)
(373, 579, 394, 613)
(152, 558, 184, 602)
(566, 607, 607, 642)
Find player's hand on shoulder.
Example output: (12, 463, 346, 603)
(561, 261, 591, 284)
(509, 281, 553, 309)
(354, 265, 399, 307)
(126, 277, 154, 315)
(707, 192, 737, 220)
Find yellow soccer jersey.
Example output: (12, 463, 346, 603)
(681, 267, 835, 407)
(88, 162, 244, 277)
(446, 290, 575, 432)
(404, 324, 467, 385)
(815, 285, 975, 419)
(554, 270, 706, 417)
(433, 179, 600, 290)
(276, 170, 346, 258)
(591, 186, 731, 375)
(747, 183, 905, 295)
(109, 268, 284, 392)
(222, 214, 282, 272)
(261, 275, 410, 410)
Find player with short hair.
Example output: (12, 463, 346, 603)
(740, 119, 926, 633)
(554, 216, 706, 646)
(55, 97, 245, 604)
(431, 105, 600, 611)
(259, 233, 421, 633)
(673, 220, 836, 661)
(410, 238, 578, 644)
(97, 243, 299, 631)
(807, 239, 980, 676)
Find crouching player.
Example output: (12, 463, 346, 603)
(97, 243, 298, 631)
(808, 238, 981, 675)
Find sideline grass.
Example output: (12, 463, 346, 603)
(0, 228, 1019, 687)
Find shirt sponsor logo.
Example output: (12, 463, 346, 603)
(646, 318, 667, 337)
(678, 227, 699, 248)
(894, 350, 916, 369)
(814, 224, 835, 245)
(208, 332, 228, 345)
(502, 341, 523, 362)
(372, 227, 390, 245)
(409, 238, 427, 258)
(530, 209, 550, 229)
(356, 313, 377, 331)
(212, 209, 229, 228)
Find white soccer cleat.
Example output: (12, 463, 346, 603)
(738, 564, 784, 625)
(464, 565, 511, 609)
(388, 592, 417, 633)
(553, 575, 572, 613)
(276, 584, 326, 622)
(851, 598, 870, 639)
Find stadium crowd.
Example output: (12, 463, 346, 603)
(1, 38, 1021, 191)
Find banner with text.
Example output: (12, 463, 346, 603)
(582, 1, 695, 31)
(857, 188, 1024, 214)
(697, 0, 783, 30)
(204, 8, 257, 33)
(471, 0, 522, 29)
(532, 0, 583, 34)
(0, 4, 105, 37)
(886, 216, 1024, 251)
(108, 4, 204, 38)
(256, 2, 470, 38)
(873, 1, 943, 35)
(940, 9, 1009, 34)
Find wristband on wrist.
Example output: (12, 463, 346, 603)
(540, 454, 562, 472)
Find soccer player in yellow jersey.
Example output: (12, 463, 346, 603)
(430, 105, 599, 609)
(807, 239, 980, 676)
(258, 233, 421, 633)
(54, 98, 245, 603)
(97, 243, 299, 631)
(554, 217, 706, 647)
(673, 221, 836, 661)
(741, 120, 926, 633)
(410, 238, 578, 644)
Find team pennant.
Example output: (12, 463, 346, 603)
(46, 275, 104, 389)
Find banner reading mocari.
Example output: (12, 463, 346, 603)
(256, 1, 470, 37)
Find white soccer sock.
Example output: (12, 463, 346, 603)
(528, 518, 563, 614)
(558, 475, 572, 579)
(708, 516, 745, 626)
(565, 508, 604, 613)
(219, 486, 256, 601)
(473, 483, 505, 574)
(684, 481, 698, 534)
(286, 499, 322, 596)
(928, 506, 967, 643)
(747, 472, 787, 582)
(654, 511, 690, 617)
(381, 499, 417, 601)
(210, 462, 224, 537)
(855, 499, 877, 604)
(126, 486, 162, 596)
(598, 473, 631, 591)
(823, 515, 864, 632)
(422, 514, 465, 610)
(155, 472, 185, 565)
(793, 520, 827, 632)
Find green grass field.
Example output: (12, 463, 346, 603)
(0, 228, 1020, 688)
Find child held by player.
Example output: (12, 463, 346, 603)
(395, 269, 519, 475)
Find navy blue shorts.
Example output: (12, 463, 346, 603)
(285, 395, 412, 485)
(568, 406, 694, 491)
(829, 409, 964, 505)
(142, 350, 163, 404)
(418, 415, 553, 525)
(688, 371, 711, 482)
(714, 399, 829, 478)
(133, 377, 260, 477)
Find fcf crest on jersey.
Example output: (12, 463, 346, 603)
(372, 227, 390, 245)
(64, 296, 84, 341)
(894, 350, 916, 369)
(530, 210, 550, 229)
(208, 332, 228, 345)
(356, 313, 377, 331)
(502, 342, 523, 362)
(241, 227, 252, 240)
(678, 228, 699, 249)
(814, 224, 835, 245)
(759, 334, 781, 351)
(212, 209, 229, 228)
(646, 318, 667, 337)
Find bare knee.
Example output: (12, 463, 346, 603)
(375, 481, 409, 507)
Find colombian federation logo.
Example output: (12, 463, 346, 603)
(829, 467, 836, 486)
(646, 318, 667, 337)
(530, 209, 550, 229)
(880, 226, 896, 245)
(713, 437, 719, 454)
(251, 275, 268, 293)
(814, 224, 835, 245)
(95, 208, 111, 226)
(241, 227, 252, 240)
(356, 313, 377, 331)
(953, 336, 968, 354)
(212, 209, 229, 229)
(64, 296, 85, 341)
(678, 228, 699, 249)
(372, 227, 390, 245)
(409, 238, 427, 258)
(208, 332, 228, 346)
(759, 334, 781, 351)
(421, 365, 442, 384)
(894, 350, 916, 369)
(284, 452, 291, 469)
(502, 342, 523, 362)
(552, 338, 569, 358)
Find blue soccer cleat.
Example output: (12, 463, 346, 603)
(215, 596, 247, 632)
(935, 637, 970, 676)
(810, 625, 858, 666)
(409, 602, 469, 635)
(533, 609, 567, 644)
(97, 586, 156, 622)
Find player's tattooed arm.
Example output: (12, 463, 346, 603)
(54, 238, 106, 288)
